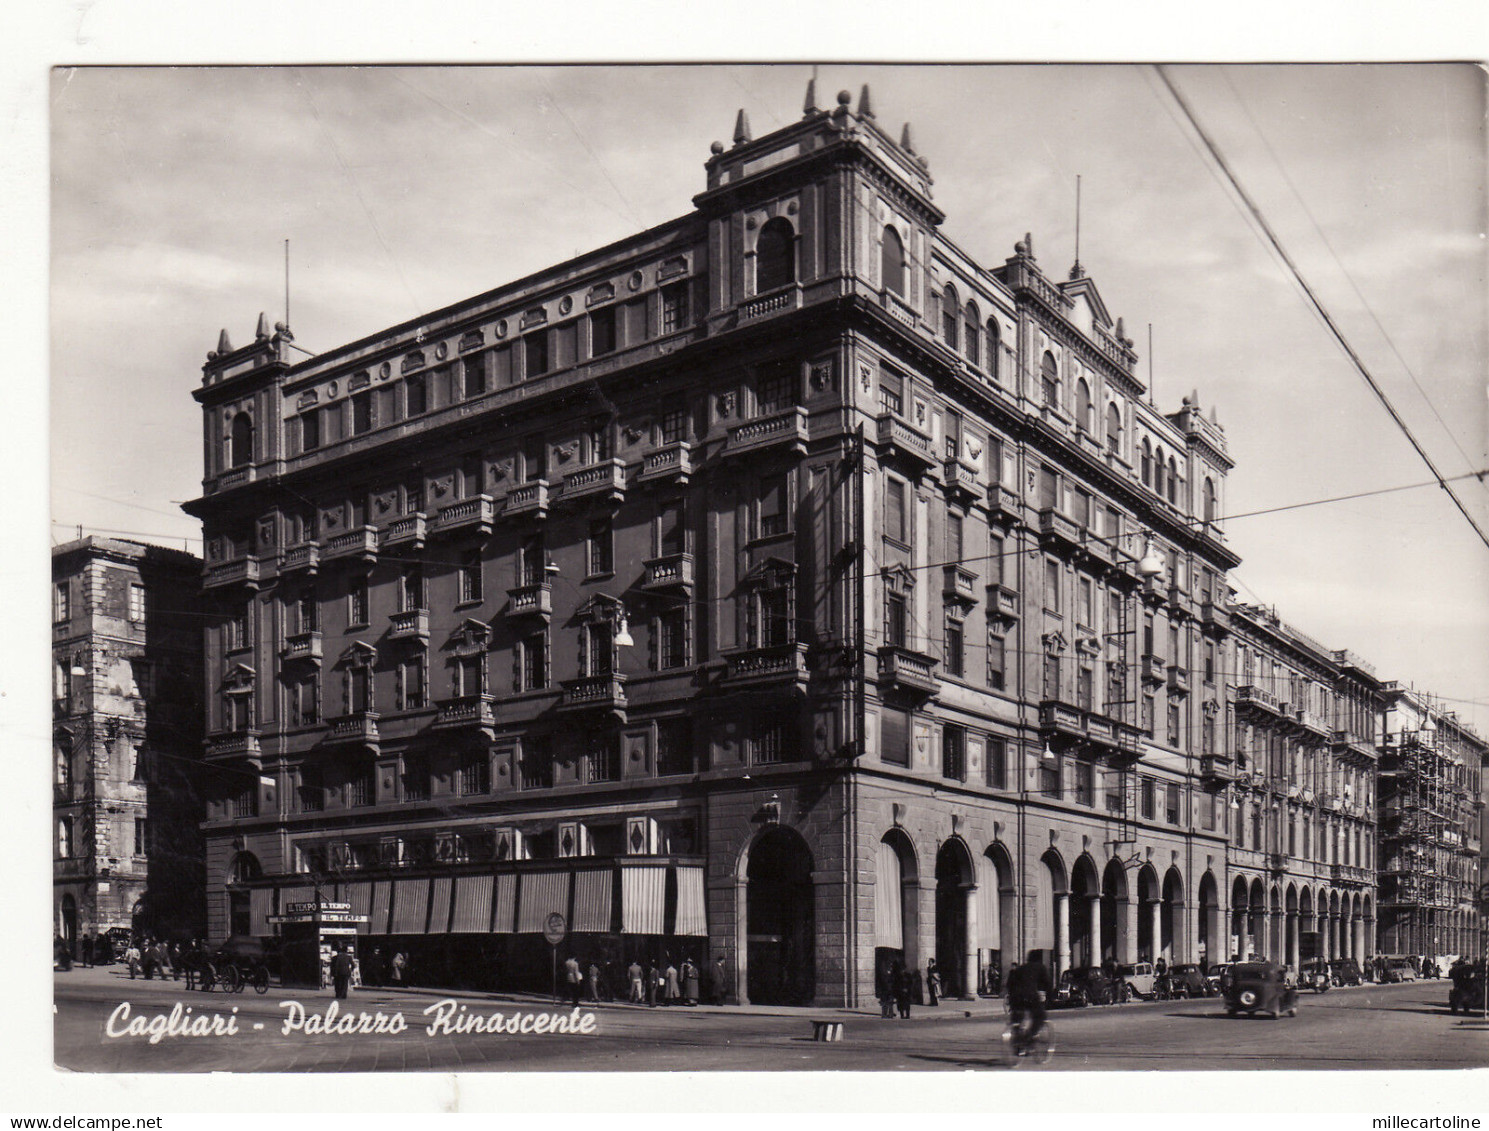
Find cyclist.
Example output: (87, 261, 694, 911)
(1005, 951, 1052, 1051)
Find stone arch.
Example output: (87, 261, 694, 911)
(741, 825, 815, 1006)
(1033, 848, 1067, 973)
(963, 300, 980, 366)
(1040, 351, 1060, 409)
(1076, 377, 1093, 434)
(1070, 854, 1102, 968)
(1248, 877, 1267, 960)
(755, 216, 796, 293)
(875, 828, 919, 985)
(229, 411, 254, 469)
(940, 283, 960, 350)
(1230, 875, 1251, 961)
(881, 225, 906, 296)
(978, 844, 1017, 991)
(1136, 865, 1161, 962)
(1101, 858, 1131, 966)
(1161, 867, 1185, 965)
(1106, 401, 1122, 455)
(935, 836, 977, 996)
(985, 319, 1002, 382)
(1197, 870, 1221, 967)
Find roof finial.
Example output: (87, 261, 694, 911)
(857, 84, 874, 119)
(733, 109, 752, 146)
(255, 312, 271, 341)
(804, 67, 818, 115)
(900, 122, 915, 153)
(1070, 174, 1083, 280)
(217, 328, 233, 354)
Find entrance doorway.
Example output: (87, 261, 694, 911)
(934, 841, 972, 997)
(746, 828, 814, 1005)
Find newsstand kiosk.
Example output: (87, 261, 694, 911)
(270, 900, 368, 989)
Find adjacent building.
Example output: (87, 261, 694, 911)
(52, 537, 206, 948)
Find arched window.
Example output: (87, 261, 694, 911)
(1040, 351, 1059, 409)
(881, 226, 906, 297)
(58, 817, 72, 858)
(1075, 379, 1093, 433)
(229, 412, 253, 469)
(1141, 439, 1153, 487)
(941, 284, 959, 349)
(1203, 477, 1217, 523)
(1167, 456, 1179, 505)
(55, 743, 71, 790)
(963, 302, 979, 367)
(755, 217, 796, 293)
(1155, 446, 1167, 497)
(986, 320, 1001, 383)
(1106, 402, 1122, 454)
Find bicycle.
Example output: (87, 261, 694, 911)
(1001, 1009, 1056, 1066)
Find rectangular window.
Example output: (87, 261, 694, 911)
(1078, 576, 1093, 627)
(656, 718, 693, 776)
(463, 354, 488, 398)
(225, 605, 250, 652)
(459, 751, 490, 796)
(403, 480, 424, 515)
(659, 408, 687, 444)
(590, 306, 617, 356)
(348, 766, 374, 808)
(588, 518, 614, 576)
(348, 578, 368, 626)
(405, 374, 427, 417)
(988, 535, 1004, 585)
(456, 654, 482, 698)
(1141, 777, 1156, 821)
(301, 409, 321, 452)
(298, 766, 324, 813)
(879, 373, 904, 416)
(986, 630, 1006, 691)
(1039, 748, 1061, 798)
(946, 510, 964, 563)
(521, 738, 554, 791)
(942, 724, 965, 780)
(587, 733, 620, 783)
(400, 565, 423, 612)
(886, 592, 907, 648)
(944, 616, 965, 678)
(944, 409, 962, 461)
(1039, 465, 1058, 510)
(352, 391, 373, 434)
(348, 665, 372, 714)
(1142, 693, 1155, 738)
(587, 421, 612, 463)
(661, 282, 690, 334)
(519, 533, 544, 587)
(759, 474, 788, 537)
(658, 499, 685, 556)
(1167, 702, 1181, 747)
(658, 608, 688, 669)
(459, 549, 483, 604)
(585, 622, 614, 676)
(128, 583, 146, 623)
(1204, 640, 1216, 684)
(1044, 559, 1060, 613)
(987, 436, 1003, 484)
(757, 364, 795, 414)
(294, 590, 317, 634)
(402, 756, 430, 802)
(53, 581, 70, 624)
(1166, 782, 1181, 824)
(1076, 666, 1093, 711)
(750, 718, 790, 765)
(520, 631, 547, 691)
(522, 435, 546, 483)
(877, 706, 910, 767)
(231, 785, 258, 819)
(525, 331, 549, 379)
(1075, 758, 1095, 806)
(1201, 791, 1217, 831)
(1106, 769, 1124, 814)
(885, 477, 907, 543)
(288, 674, 318, 727)
(399, 656, 425, 711)
(134, 818, 148, 857)
(986, 736, 1007, 789)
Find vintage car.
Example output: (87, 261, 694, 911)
(1205, 963, 1233, 996)
(1448, 963, 1486, 1015)
(1168, 963, 1209, 998)
(1381, 957, 1419, 983)
(1116, 962, 1159, 1000)
(1055, 966, 1123, 1006)
(1223, 961, 1298, 1018)
(1329, 958, 1364, 986)
(1299, 959, 1332, 993)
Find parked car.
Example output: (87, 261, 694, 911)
(1116, 962, 1159, 999)
(1382, 958, 1419, 983)
(1168, 963, 1209, 998)
(1448, 962, 1485, 1015)
(1329, 958, 1363, 987)
(1299, 959, 1332, 993)
(1223, 961, 1298, 1019)
(1205, 963, 1233, 996)
(1055, 966, 1122, 1007)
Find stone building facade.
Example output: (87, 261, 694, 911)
(52, 537, 206, 947)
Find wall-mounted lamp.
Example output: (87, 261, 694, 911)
(1136, 535, 1166, 579)
(613, 610, 635, 648)
(543, 561, 562, 577)
(1040, 742, 1057, 763)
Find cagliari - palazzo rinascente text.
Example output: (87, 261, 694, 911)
(177, 83, 1485, 1005)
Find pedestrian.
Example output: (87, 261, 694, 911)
(647, 960, 660, 1007)
(588, 961, 603, 1003)
(331, 944, 355, 1000)
(390, 951, 407, 986)
(926, 958, 942, 1006)
(55, 936, 73, 972)
(81, 934, 93, 968)
(182, 939, 200, 991)
(892, 960, 913, 1019)
(95, 932, 111, 967)
(169, 941, 183, 980)
(564, 955, 583, 1007)
(682, 958, 700, 1005)
(1155, 956, 1168, 976)
(141, 938, 158, 980)
(124, 940, 141, 979)
(712, 955, 728, 1006)
(877, 963, 895, 1019)
(663, 958, 680, 1005)
(628, 959, 645, 1003)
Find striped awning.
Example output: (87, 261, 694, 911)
(674, 866, 707, 937)
(517, 871, 571, 933)
(249, 888, 273, 936)
(1032, 861, 1056, 951)
(875, 840, 904, 950)
(450, 875, 493, 933)
(391, 877, 430, 934)
(572, 869, 613, 933)
(371, 881, 392, 934)
(976, 853, 1001, 950)
(427, 876, 453, 934)
(277, 884, 314, 911)
(621, 865, 666, 935)
(493, 873, 517, 933)
(344, 881, 373, 935)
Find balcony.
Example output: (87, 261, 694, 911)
(323, 525, 378, 565)
(875, 414, 936, 472)
(725, 407, 809, 459)
(559, 673, 628, 718)
(1268, 851, 1288, 874)
(324, 712, 380, 751)
(433, 495, 495, 538)
(1332, 729, 1379, 762)
(280, 543, 321, 576)
(434, 693, 497, 734)
(942, 564, 979, 609)
(1167, 664, 1190, 697)
(281, 630, 323, 664)
(1141, 653, 1166, 686)
(739, 283, 801, 323)
(1199, 754, 1235, 783)
(985, 484, 1022, 526)
(205, 729, 262, 766)
(203, 556, 262, 591)
(720, 642, 811, 691)
(876, 645, 939, 698)
(1235, 684, 1284, 720)
(504, 481, 550, 521)
(643, 553, 695, 592)
(1079, 528, 1116, 571)
(986, 582, 1019, 621)
(214, 465, 257, 492)
(638, 442, 695, 486)
(1199, 600, 1231, 636)
(560, 458, 627, 506)
(941, 459, 981, 505)
(880, 288, 918, 326)
(1036, 508, 1081, 554)
(1293, 708, 1331, 743)
(387, 609, 429, 641)
(381, 513, 427, 551)
(1331, 863, 1371, 888)
(1039, 699, 1086, 742)
(506, 583, 553, 619)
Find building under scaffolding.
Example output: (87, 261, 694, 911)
(1376, 685, 1485, 960)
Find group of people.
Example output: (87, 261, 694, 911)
(877, 957, 952, 1018)
(558, 955, 727, 1007)
(54, 931, 123, 970)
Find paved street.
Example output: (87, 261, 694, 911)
(55, 966, 1487, 1073)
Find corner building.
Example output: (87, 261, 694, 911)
(186, 86, 1249, 1005)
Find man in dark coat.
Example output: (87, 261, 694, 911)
(330, 944, 355, 1000)
(1006, 952, 1053, 1043)
(892, 961, 913, 1019)
(711, 955, 728, 1005)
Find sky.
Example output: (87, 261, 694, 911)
(47, 63, 1489, 733)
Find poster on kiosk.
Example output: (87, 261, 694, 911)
(268, 899, 368, 989)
